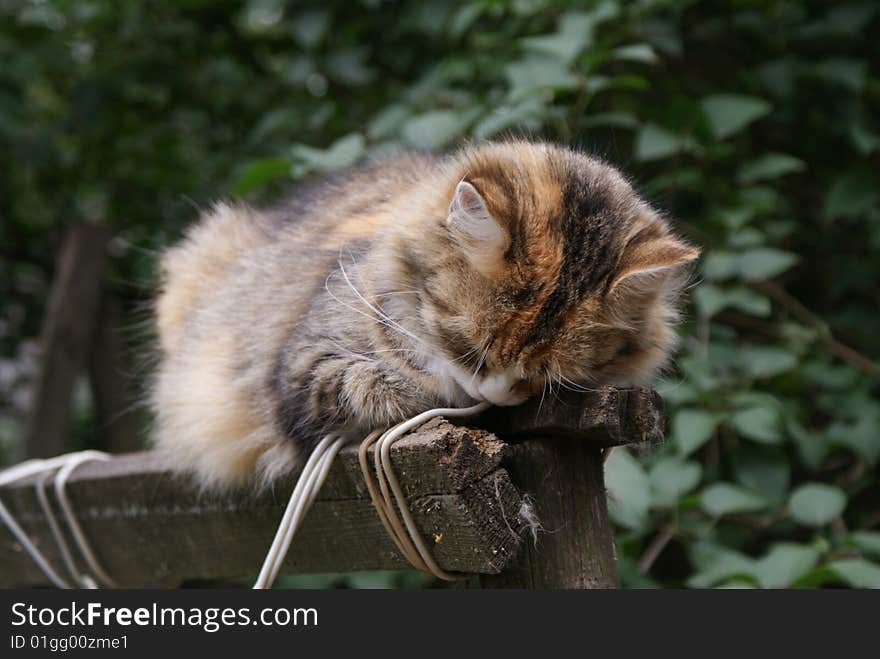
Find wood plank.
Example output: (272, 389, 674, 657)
(0, 420, 523, 586)
(0, 388, 664, 587)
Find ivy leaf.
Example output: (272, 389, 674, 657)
(634, 123, 688, 161)
(687, 542, 756, 588)
(233, 157, 290, 195)
(520, 11, 605, 64)
(702, 94, 772, 139)
(850, 531, 880, 557)
(738, 248, 799, 280)
(752, 543, 820, 588)
(612, 43, 657, 63)
(787, 419, 830, 471)
(695, 284, 771, 318)
(367, 104, 410, 141)
(733, 450, 791, 502)
(473, 98, 545, 139)
(738, 346, 798, 379)
(700, 483, 769, 517)
(505, 56, 579, 100)
(827, 559, 880, 588)
(824, 171, 879, 220)
(291, 133, 365, 173)
(581, 111, 639, 129)
(702, 251, 739, 281)
(788, 483, 847, 527)
(737, 153, 805, 184)
(401, 110, 463, 150)
(730, 406, 782, 444)
(605, 448, 651, 531)
(702, 249, 797, 282)
(673, 409, 719, 456)
(649, 457, 702, 508)
(828, 414, 880, 466)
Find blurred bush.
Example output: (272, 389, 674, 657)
(1, 0, 878, 587)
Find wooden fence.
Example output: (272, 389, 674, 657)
(0, 387, 663, 588)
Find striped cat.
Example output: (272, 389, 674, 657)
(153, 141, 699, 489)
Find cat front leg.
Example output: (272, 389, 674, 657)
(272, 341, 431, 451)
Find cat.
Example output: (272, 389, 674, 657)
(152, 140, 699, 490)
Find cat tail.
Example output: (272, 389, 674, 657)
(155, 202, 269, 354)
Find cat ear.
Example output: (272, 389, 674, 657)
(447, 180, 507, 253)
(611, 236, 700, 295)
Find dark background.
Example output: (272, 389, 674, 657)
(1, 0, 878, 588)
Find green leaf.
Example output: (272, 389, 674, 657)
(824, 171, 880, 220)
(788, 483, 847, 527)
(687, 542, 756, 588)
(752, 543, 820, 588)
(738, 248, 799, 280)
(733, 450, 790, 502)
(812, 58, 868, 92)
(703, 245, 799, 282)
(520, 11, 604, 64)
(401, 110, 463, 150)
(291, 133, 365, 173)
(612, 43, 657, 63)
(693, 284, 728, 317)
(787, 419, 830, 471)
(737, 153, 805, 184)
(725, 288, 771, 316)
(694, 284, 770, 318)
(473, 98, 544, 139)
(700, 483, 769, 517)
(580, 111, 639, 129)
(605, 448, 651, 531)
(233, 157, 290, 195)
(672, 409, 718, 456)
(649, 457, 702, 507)
(702, 251, 740, 281)
(738, 346, 798, 379)
(730, 406, 782, 444)
(505, 55, 579, 100)
(828, 414, 880, 466)
(850, 531, 880, 557)
(827, 559, 880, 588)
(634, 123, 684, 161)
(702, 94, 772, 139)
(367, 104, 410, 140)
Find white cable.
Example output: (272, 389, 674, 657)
(0, 496, 71, 588)
(253, 434, 347, 589)
(35, 471, 80, 585)
(263, 436, 345, 584)
(0, 451, 112, 588)
(53, 452, 114, 587)
(255, 401, 491, 588)
(376, 401, 490, 580)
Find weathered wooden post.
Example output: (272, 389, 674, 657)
(21, 226, 109, 460)
(478, 388, 664, 588)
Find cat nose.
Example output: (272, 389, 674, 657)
(478, 369, 528, 406)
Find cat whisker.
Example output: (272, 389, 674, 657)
(328, 266, 427, 351)
(535, 371, 549, 421)
(471, 340, 492, 382)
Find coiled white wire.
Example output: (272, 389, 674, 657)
(0, 450, 114, 588)
(254, 401, 489, 588)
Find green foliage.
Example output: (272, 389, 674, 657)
(1, 0, 878, 588)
